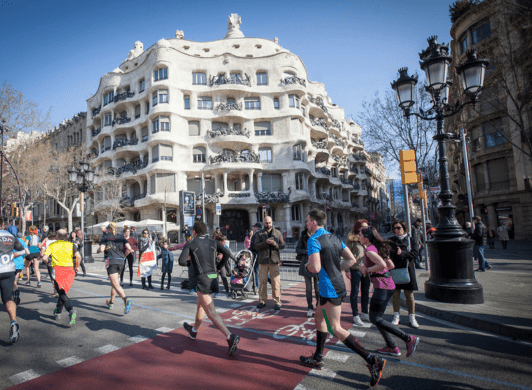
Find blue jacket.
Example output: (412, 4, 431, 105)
(158, 248, 174, 274)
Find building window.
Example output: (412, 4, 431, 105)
(274, 98, 279, 110)
(472, 22, 491, 44)
(257, 206, 276, 222)
(188, 121, 200, 136)
(193, 72, 206, 85)
(193, 146, 206, 163)
(289, 94, 300, 108)
(104, 113, 112, 126)
(301, 105, 306, 116)
(483, 119, 505, 148)
(245, 97, 261, 110)
(291, 205, 301, 221)
(152, 116, 170, 133)
(261, 174, 281, 192)
(139, 79, 145, 93)
(154, 67, 168, 81)
(141, 127, 149, 142)
(255, 121, 271, 136)
(256, 72, 267, 85)
(293, 144, 302, 160)
(331, 167, 338, 177)
(152, 90, 168, 106)
(259, 147, 272, 163)
(230, 73, 243, 84)
(198, 96, 212, 110)
(145, 101, 150, 115)
(488, 158, 509, 190)
(295, 173, 304, 190)
(184, 95, 190, 110)
(103, 91, 114, 106)
(135, 104, 141, 119)
(460, 35, 469, 54)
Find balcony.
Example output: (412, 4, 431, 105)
(331, 153, 347, 167)
(92, 127, 102, 137)
(113, 138, 139, 150)
(196, 191, 224, 204)
(308, 96, 328, 114)
(92, 106, 101, 117)
(311, 139, 329, 150)
(315, 166, 331, 176)
(255, 190, 290, 203)
(351, 152, 367, 161)
(215, 102, 243, 112)
(280, 76, 306, 87)
(316, 193, 333, 202)
(208, 124, 250, 138)
(113, 91, 135, 103)
(112, 116, 131, 127)
(310, 115, 329, 132)
(209, 73, 251, 87)
(209, 150, 260, 164)
(341, 178, 354, 186)
(108, 160, 149, 177)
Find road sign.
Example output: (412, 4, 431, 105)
(216, 203, 221, 215)
(262, 204, 266, 210)
(196, 208, 202, 216)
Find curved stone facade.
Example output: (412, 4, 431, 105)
(86, 16, 373, 241)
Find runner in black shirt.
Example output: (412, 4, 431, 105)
(0, 217, 29, 343)
(98, 223, 133, 314)
(178, 221, 240, 355)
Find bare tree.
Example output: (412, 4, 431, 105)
(93, 170, 125, 223)
(357, 83, 439, 183)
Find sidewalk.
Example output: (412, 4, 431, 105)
(405, 240, 532, 342)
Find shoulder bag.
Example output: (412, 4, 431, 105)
(390, 262, 410, 284)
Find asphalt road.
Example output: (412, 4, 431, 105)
(1, 265, 531, 390)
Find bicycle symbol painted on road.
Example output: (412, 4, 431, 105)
(225, 305, 278, 326)
(273, 318, 333, 345)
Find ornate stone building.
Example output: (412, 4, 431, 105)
(85, 15, 386, 241)
(446, 0, 532, 239)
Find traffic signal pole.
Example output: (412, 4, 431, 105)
(460, 128, 475, 224)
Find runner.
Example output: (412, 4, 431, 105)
(97, 223, 133, 313)
(24, 225, 42, 287)
(42, 229, 81, 327)
(12, 234, 27, 305)
(299, 209, 386, 388)
(0, 217, 29, 343)
(178, 221, 240, 356)
(41, 231, 58, 297)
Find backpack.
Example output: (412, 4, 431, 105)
(29, 235, 40, 247)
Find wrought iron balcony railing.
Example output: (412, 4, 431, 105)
(209, 73, 251, 87)
(208, 124, 250, 138)
(112, 116, 131, 126)
(215, 102, 243, 112)
(113, 91, 135, 103)
(91, 127, 101, 137)
(280, 76, 306, 87)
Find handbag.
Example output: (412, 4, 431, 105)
(390, 267, 410, 284)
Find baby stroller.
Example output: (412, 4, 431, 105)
(229, 249, 257, 299)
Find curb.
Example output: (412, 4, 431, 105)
(401, 297, 532, 342)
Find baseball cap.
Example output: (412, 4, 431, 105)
(254, 222, 262, 228)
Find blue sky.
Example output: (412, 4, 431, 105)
(1, 0, 453, 128)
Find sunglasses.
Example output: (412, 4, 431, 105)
(393, 226, 403, 230)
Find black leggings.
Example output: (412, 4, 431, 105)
(304, 276, 319, 310)
(369, 288, 410, 348)
(53, 279, 73, 314)
(161, 273, 171, 287)
(141, 275, 153, 287)
(120, 253, 135, 283)
(0, 272, 16, 304)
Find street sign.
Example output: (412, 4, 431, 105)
(25, 210, 32, 221)
(196, 208, 202, 216)
(262, 204, 266, 210)
(216, 203, 221, 215)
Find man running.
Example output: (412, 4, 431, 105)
(42, 229, 81, 326)
(299, 209, 386, 388)
(97, 223, 133, 314)
(0, 217, 29, 343)
(178, 221, 240, 356)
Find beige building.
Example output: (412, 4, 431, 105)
(446, 0, 532, 240)
(85, 15, 387, 241)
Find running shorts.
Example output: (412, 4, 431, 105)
(107, 263, 124, 276)
(196, 273, 219, 295)
(25, 252, 40, 263)
(319, 296, 343, 307)
(0, 272, 16, 304)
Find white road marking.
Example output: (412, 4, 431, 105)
(230, 303, 241, 308)
(56, 356, 84, 367)
(309, 368, 336, 380)
(155, 327, 174, 333)
(217, 308, 230, 313)
(8, 370, 41, 385)
(95, 344, 119, 354)
(324, 350, 349, 362)
(128, 336, 148, 343)
(349, 330, 367, 338)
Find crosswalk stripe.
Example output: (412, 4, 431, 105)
(56, 356, 84, 367)
(8, 369, 41, 385)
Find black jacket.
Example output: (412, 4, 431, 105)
(473, 222, 488, 246)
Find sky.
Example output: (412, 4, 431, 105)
(1, 0, 453, 134)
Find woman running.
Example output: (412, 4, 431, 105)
(358, 226, 419, 358)
(24, 226, 42, 287)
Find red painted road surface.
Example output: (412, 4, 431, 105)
(9, 283, 357, 390)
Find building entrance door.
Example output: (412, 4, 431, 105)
(220, 209, 249, 242)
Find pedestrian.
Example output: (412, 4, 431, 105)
(130, 226, 139, 242)
(121, 227, 138, 286)
(296, 228, 319, 317)
(497, 223, 509, 249)
(249, 223, 261, 289)
(358, 226, 420, 359)
(346, 219, 371, 326)
(158, 239, 174, 290)
(389, 220, 420, 328)
(182, 224, 192, 242)
(97, 223, 133, 313)
(244, 230, 252, 250)
(465, 222, 474, 238)
(255, 216, 285, 310)
(472, 216, 492, 272)
(74, 229, 87, 276)
(216, 235, 232, 298)
(42, 229, 81, 327)
(0, 217, 29, 343)
(24, 225, 42, 287)
(299, 210, 386, 388)
(138, 229, 156, 289)
(486, 223, 495, 249)
(213, 227, 222, 241)
(411, 219, 424, 269)
(178, 221, 240, 356)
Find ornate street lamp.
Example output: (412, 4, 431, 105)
(68, 159, 99, 263)
(391, 36, 489, 304)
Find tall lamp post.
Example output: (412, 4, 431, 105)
(391, 36, 488, 304)
(68, 159, 98, 263)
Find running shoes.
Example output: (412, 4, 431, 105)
(124, 298, 133, 314)
(183, 322, 197, 339)
(54, 308, 62, 320)
(9, 321, 20, 344)
(37, 282, 42, 288)
(69, 311, 77, 327)
(299, 355, 325, 370)
(106, 299, 114, 310)
(366, 356, 386, 387)
(405, 336, 419, 358)
(377, 346, 401, 356)
(227, 334, 240, 356)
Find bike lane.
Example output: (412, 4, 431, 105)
(9, 283, 356, 390)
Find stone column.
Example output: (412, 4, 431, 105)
(284, 204, 292, 238)
(215, 174, 221, 193)
(257, 172, 263, 192)
(282, 172, 289, 192)
(248, 169, 255, 194)
(223, 171, 228, 194)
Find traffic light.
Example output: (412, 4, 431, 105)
(399, 150, 417, 184)
(15, 207, 19, 217)
(11, 203, 16, 217)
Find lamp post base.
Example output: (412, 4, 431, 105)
(84, 240, 95, 264)
(425, 238, 484, 304)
